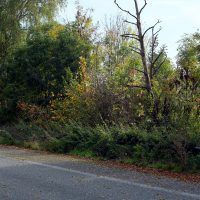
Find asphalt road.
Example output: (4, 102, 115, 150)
(0, 146, 200, 200)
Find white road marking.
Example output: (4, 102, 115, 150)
(0, 156, 200, 199)
(25, 160, 200, 199)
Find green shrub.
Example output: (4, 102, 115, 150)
(1, 120, 200, 172)
(188, 155, 200, 172)
(69, 149, 96, 158)
(0, 130, 14, 145)
(23, 141, 41, 150)
(44, 138, 67, 153)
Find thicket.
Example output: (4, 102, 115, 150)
(0, 1, 200, 172)
(1, 120, 200, 172)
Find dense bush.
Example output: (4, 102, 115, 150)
(1, 121, 199, 172)
(0, 22, 92, 123)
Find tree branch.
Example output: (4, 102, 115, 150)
(153, 56, 167, 75)
(129, 45, 141, 53)
(153, 27, 162, 37)
(139, 0, 147, 14)
(121, 33, 140, 41)
(124, 20, 137, 26)
(114, 0, 137, 20)
(122, 33, 139, 37)
(143, 20, 161, 37)
(134, 68, 145, 74)
(152, 50, 164, 66)
(132, 49, 141, 55)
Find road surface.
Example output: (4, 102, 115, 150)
(0, 146, 199, 200)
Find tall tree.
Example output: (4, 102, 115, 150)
(2, 22, 92, 107)
(0, 0, 66, 64)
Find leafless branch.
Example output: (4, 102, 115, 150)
(151, 33, 158, 51)
(152, 51, 164, 66)
(143, 20, 161, 38)
(139, 0, 147, 14)
(129, 45, 141, 53)
(114, 0, 137, 20)
(124, 20, 137, 26)
(122, 33, 139, 37)
(149, 38, 157, 61)
(132, 49, 141, 55)
(121, 33, 140, 41)
(153, 27, 162, 37)
(153, 56, 167, 75)
(17, 0, 31, 20)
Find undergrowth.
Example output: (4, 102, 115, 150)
(0, 120, 200, 173)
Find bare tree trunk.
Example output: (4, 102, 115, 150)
(114, 0, 168, 123)
(133, 0, 152, 92)
(114, 0, 165, 94)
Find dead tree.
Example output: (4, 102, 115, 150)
(114, 0, 168, 124)
(114, 0, 166, 93)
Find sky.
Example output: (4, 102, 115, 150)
(58, 0, 200, 62)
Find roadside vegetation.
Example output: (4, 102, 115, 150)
(0, 0, 200, 173)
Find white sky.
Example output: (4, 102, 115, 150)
(58, 0, 200, 61)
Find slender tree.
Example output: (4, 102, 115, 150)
(114, 0, 166, 93)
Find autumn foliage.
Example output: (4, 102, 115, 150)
(0, 1, 199, 172)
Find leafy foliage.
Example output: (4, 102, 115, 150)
(1, 23, 91, 115)
(0, 1, 200, 173)
(0, 0, 65, 63)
